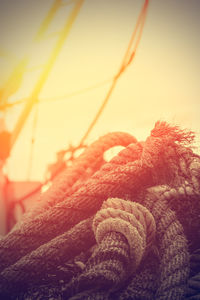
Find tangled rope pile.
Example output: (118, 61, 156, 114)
(0, 121, 200, 299)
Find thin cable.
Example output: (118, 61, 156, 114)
(120, 0, 149, 70)
(4, 0, 149, 203)
(11, 0, 85, 150)
(0, 99, 25, 110)
(125, 1, 149, 67)
(79, 0, 149, 145)
(8, 0, 149, 199)
(40, 77, 112, 102)
(0, 1, 148, 112)
(0, 78, 112, 110)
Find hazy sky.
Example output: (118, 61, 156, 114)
(0, 0, 199, 181)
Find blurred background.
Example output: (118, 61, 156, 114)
(0, 0, 199, 235)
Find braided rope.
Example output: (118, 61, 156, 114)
(187, 273, 200, 299)
(0, 142, 146, 272)
(0, 218, 94, 298)
(20, 132, 137, 222)
(145, 188, 190, 300)
(116, 255, 159, 300)
(146, 182, 200, 253)
(101, 198, 156, 246)
(62, 198, 156, 299)
(63, 231, 130, 299)
(0, 133, 139, 272)
(186, 245, 200, 298)
(0, 121, 199, 300)
(95, 218, 144, 267)
(114, 188, 190, 300)
(93, 198, 156, 267)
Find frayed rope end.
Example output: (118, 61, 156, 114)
(150, 121, 195, 145)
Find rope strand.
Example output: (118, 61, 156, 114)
(0, 121, 199, 300)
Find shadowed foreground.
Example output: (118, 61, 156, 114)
(0, 121, 199, 299)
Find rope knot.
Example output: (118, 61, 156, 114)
(92, 198, 156, 270)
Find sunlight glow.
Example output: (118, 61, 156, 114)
(0, 0, 199, 181)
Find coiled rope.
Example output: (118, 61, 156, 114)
(63, 198, 156, 299)
(0, 121, 199, 300)
(20, 132, 137, 222)
(0, 132, 137, 272)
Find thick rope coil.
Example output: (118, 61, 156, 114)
(0, 218, 94, 298)
(101, 198, 156, 248)
(18, 132, 137, 224)
(186, 273, 200, 299)
(2, 121, 192, 273)
(0, 141, 145, 273)
(63, 231, 130, 299)
(190, 248, 200, 277)
(144, 187, 190, 300)
(115, 255, 159, 300)
(145, 180, 200, 252)
(94, 218, 145, 268)
(62, 198, 156, 299)
(186, 248, 200, 299)
(0, 121, 199, 300)
(114, 187, 190, 300)
(93, 198, 156, 268)
(0, 122, 196, 276)
(0, 133, 139, 273)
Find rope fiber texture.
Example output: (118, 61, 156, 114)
(0, 121, 200, 300)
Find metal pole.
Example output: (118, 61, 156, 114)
(10, 0, 84, 149)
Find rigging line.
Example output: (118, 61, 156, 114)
(0, 77, 113, 110)
(121, 0, 149, 70)
(26, 102, 39, 180)
(0, 1, 149, 112)
(0, 99, 26, 110)
(40, 77, 112, 102)
(124, 0, 149, 68)
(79, 0, 149, 146)
(11, 0, 85, 150)
(13, 0, 149, 205)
